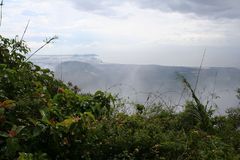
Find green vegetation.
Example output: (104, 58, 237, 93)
(0, 35, 240, 159)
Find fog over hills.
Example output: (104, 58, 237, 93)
(30, 55, 240, 114)
(53, 60, 240, 114)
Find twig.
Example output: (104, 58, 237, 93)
(26, 36, 58, 61)
(209, 71, 218, 107)
(194, 48, 206, 92)
(177, 86, 186, 107)
(20, 19, 30, 42)
(60, 55, 63, 81)
(0, 0, 4, 27)
(211, 71, 218, 99)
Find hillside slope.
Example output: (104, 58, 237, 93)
(55, 61, 240, 113)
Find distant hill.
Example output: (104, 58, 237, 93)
(30, 54, 102, 70)
(54, 61, 240, 114)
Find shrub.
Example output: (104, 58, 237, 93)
(0, 35, 239, 159)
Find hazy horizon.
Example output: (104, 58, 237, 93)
(31, 54, 240, 69)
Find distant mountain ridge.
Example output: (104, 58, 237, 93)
(55, 61, 240, 114)
(30, 54, 102, 70)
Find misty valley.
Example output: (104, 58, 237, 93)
(32, 55, 240, 114)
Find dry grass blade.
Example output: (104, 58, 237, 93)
(26, 36, 58, 61)
(194, 48, 206, 92)
(20, 19, 30, 42)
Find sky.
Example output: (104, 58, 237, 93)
(1, 0, 240, 68)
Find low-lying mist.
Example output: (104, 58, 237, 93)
(54, 61, 240, 114)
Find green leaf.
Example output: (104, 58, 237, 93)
(18, 153, 34, 160)
(32, 127, 44, 138)
(39, 109, 49, 121)
(39, 109, 52, 125)
(0, 108, 4, 115)
(0, 131, 8, 137)
(15, 126, 25, 135)
(56, 117, 78, 128)
(6, 137, 20, 158)
(0, 64, 7, 69)
(84, 112, 95, 121)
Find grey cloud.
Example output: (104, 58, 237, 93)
(135, 0, 240, 19)
(69, 0, 240, 19)
(70, 0, 107, 12)
(69, 0, 123, 16)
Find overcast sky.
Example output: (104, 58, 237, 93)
(1, 0, 240, 68)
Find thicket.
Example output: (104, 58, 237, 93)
(0, 35, 240, 159)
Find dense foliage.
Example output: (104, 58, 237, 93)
(0, 35, 240, 159)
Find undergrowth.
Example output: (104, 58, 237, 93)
(0, 35, 240, 159)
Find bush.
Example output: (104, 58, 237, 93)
(0, 35, 239, 159)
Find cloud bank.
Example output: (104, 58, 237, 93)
(69, 0, 240, 19)
(135, 0, 240, 19)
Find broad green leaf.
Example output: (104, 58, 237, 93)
(84, 112, 95, 121)
(0, 131, 8, 137)
(15, 126, 25, 134)
(39, 109, 51, 125)
(56, 117, 79, 128)
(32, 127, 43, 138)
